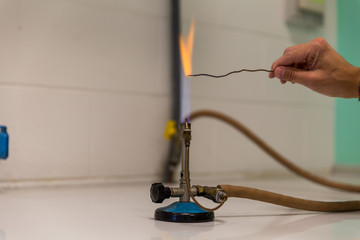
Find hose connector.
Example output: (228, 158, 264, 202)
(183, 119, 191, 147)
(195, 185, 227, 203)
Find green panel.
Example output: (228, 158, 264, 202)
(336, 0, 360, 165)
(335, 100, 360, 164)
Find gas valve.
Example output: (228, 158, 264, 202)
(150, 183, 171, 203)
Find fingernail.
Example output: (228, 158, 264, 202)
(275, 67, 285, 79)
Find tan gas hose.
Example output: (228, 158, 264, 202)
(190, 110, 360, 192)
(187, 109, 360, 212)
(220, 185, 360, 212)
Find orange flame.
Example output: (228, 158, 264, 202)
(179, 22, 194, 76)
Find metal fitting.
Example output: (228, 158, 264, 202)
(183, 119, 191, 147)
(171, 187, 198, 198)
(150, 183, 198, 203)
(195, 185, 227, 203)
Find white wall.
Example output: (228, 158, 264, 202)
(0, 0, 337, 184)
(0, 0, 171, 182)
(182, 0, 337, 176)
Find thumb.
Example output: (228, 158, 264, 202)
(274, 66, 311, 84)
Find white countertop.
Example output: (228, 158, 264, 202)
(0, 176, 359, 240)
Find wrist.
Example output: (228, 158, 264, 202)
(346, 66, 360, 99)
(353, 67, 360, 99)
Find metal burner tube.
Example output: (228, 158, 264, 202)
(180, 120, 191, 202)
(180, 146, 190, 202)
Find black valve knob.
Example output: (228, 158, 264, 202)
(150, 183, 171, 203)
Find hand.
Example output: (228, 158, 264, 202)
(269, 38, 360, 98)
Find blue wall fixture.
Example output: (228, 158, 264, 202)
(0, 126, 9, 160)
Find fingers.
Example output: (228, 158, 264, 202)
(270, 40, 321, 76)
(269, 38, 330, 89)
(274, 66, 312, 86)
(272, 47, 308, 72)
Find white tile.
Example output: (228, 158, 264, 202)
(182, 0, 289, 38)
(189, 98, 334, 174)
(300, 107, 334, 170)
(323, 0, 337, 46)
(182, 0, 336, 105)
(188, 24, 334, 106)
(0, 0, 18, 84)
(75, 0, 170, 18)
(0, 0, 172, 181)
(191, 24, 264, 73)
(0, 0, 169, 94)
(154, 19, 171, 95)
(182, 0, 335, 40)
(0, 0, 337, 183)
(0, 86, 91, 180)
(217, 0, 289, 37)
(89, 93, 170, 177)
(181, 0, 221, 28)
(190, 116, 218, 172)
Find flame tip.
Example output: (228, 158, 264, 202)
(179, 22, 194, 77)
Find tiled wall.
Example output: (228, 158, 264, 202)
(0, 0, 337, 183)
(183, 0, 337, 175)
(0, 0, 171, 181)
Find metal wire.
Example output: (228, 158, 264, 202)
(188, 69, 273, 78)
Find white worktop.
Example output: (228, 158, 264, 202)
(0, 176, 359, 240)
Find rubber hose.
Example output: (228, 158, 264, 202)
(220, 185, 360, 212)
(190, 110, 360, 193)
